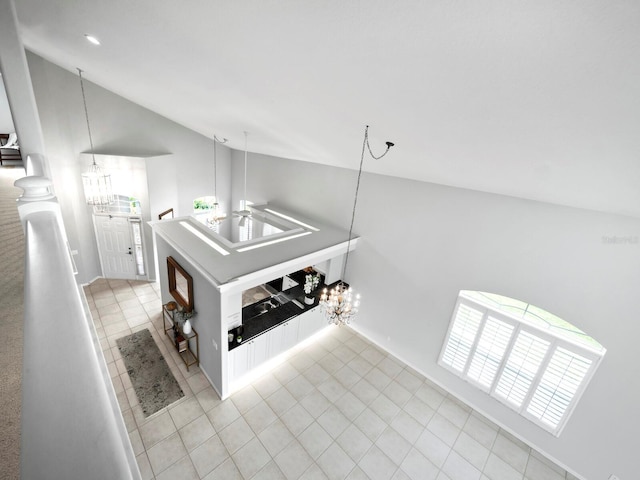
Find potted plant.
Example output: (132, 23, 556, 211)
(176, 307, 196, 335)
(304, 273, 320, 305)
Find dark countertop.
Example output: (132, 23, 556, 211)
(228, 274, 341, 351)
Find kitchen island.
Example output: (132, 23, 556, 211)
(151, 204, 357, 398)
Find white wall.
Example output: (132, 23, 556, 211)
(231, 150, 640, 480)
(0, 78, 15, 133)
(27, 52, 231, 283)
(155, 235, 223, 395)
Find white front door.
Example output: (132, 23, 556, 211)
(94, 215, 137, 279)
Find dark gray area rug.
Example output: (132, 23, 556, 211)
(116, 329, 184, 417)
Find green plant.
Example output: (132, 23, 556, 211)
(304, 273, 320, 295)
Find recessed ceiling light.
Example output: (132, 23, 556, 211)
(84, 34, 101, 45)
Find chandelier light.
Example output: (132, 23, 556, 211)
(320, 125, 394, 326)
(78, 68, 113, 208)
(208, 133, 228, 227)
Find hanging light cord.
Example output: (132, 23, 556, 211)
(341, 125, 394, 282)
(243, 131, 248, 211)
(77, 68, 96, 166)
(213, 134, 228, 201)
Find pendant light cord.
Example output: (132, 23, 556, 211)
(77, 68, 96, 165)
(213, 135, 218, 200)
(341, 125, 394, 283)
(212, 134, 228, 202)
(243, 131, 248, 211)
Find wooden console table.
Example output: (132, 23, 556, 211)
(163, 303, 199, 371)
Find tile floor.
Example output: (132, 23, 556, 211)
(85, 278, 579, 480)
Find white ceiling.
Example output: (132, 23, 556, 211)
(13, 0, 640, 217)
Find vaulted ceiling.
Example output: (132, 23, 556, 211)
(13, 0, 640, 217)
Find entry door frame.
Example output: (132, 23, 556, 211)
(93, 212, 149, 281)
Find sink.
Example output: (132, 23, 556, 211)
(252, 299, 280, 316)
(245, 291, 298, 321)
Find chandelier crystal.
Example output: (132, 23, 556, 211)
(319, 125, 394, 326)
(320, 283, 360, 327)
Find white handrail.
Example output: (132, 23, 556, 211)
(15, 175, 141, 480)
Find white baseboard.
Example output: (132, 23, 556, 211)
(199, 365, 223, 401)
(81, 275, 103, 287)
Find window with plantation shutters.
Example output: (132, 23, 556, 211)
(467, 316, 515, 390)
(440, 301, 484, 373)
(494, 331, 550, 408)
(526, 347, 594, 429)
(439, 291, 605, 436)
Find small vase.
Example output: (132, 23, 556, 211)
(183, 319, 192, 335)
(304, 296, 315, 305)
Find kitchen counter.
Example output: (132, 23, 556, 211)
(228, 278, 341, 351)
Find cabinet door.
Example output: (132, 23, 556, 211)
(298, 306, 327, 340)
(229, 343, 251, 381)
(281, 317, 300, 351)
(298, 306, 318, 340)
(229, 335, 271, 384)
(267, 326, 284, 358)
(266, 318, 299, 358)
(312, 307, 329, 334)
(252, 334, 270, 367)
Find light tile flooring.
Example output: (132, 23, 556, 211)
(85, 279, 578, 480)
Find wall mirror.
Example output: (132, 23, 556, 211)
(167, 256, 194, 312)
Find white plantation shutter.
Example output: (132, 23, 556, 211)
(440, 292, 604, 436)
(440, 301, 484, 373)
(494, 330, 550, 408)
(467, 316, 515, 389)
(526, 347, 593, 429)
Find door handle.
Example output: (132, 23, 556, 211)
(127, 247, 133, 255)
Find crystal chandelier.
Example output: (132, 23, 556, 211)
(320, 125, 394, 326)
(78, 68, 114, 208)
(207, 133, 228, 227)
(321, 284, 360, 326)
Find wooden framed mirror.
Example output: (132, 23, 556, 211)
(167, 256, 194, 312)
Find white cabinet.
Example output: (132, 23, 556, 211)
(229, 334, 269, 380)
(229, 306, 327, 385)
(298, 306, 326, 341)
(282, 316, 300, 351)
(253, 333, 269, 365)
(266, 324, 283, 356)
(266, 316, 299, 355)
